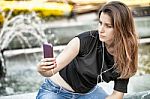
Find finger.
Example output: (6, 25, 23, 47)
(41, 58, 56, 62)
(37, 60, 57, 72)
(41, 61, 56, 66)
(37, 65, 52, 72)
(41, 64, 57, 70)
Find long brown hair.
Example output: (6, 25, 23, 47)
(98, 1, 138, 78)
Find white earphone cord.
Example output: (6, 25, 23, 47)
(98, 42, 115, 83)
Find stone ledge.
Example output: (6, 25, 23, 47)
(0, 92, 37, 99)
(124, 90, 150, 99)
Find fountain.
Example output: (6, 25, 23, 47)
(0, 8, 57, 95)
(0, 11, 47, 50)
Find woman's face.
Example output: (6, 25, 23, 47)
(98, 12, 114, 45)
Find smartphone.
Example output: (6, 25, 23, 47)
(43, 43, 53, 58)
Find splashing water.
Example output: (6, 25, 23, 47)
(0, 8, 56, 95)
(0, 10, 48, 50)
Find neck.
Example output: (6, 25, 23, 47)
(104, 40, 113, 47)
(105, 43, 114, 55)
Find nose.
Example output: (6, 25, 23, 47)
(98, 24, 104, 33)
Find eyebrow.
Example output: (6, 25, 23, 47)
(99, 20, 112, 26)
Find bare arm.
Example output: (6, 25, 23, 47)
(106, 90, 124, 99)
(54, 37, 80, 73)
(37, 37, 80, 77)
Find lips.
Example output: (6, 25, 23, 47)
(100, 35, 105, 38)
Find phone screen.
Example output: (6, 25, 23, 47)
(43, 43, 53, 58)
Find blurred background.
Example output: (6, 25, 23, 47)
(0, 0, 150, 98)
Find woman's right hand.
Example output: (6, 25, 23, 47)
(37, 58, 57, 77)
(37, 37, 80, 77)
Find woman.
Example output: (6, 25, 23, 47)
(36, 1, 138, 99)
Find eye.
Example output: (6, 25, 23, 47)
(99, 21, 102, 25)
(106, 24, 112, 28)
(107, 25, 112, 28)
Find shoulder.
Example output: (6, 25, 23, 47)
(76, 30, 98, 39)
(75, 30, 99, 48)
(75, 30, 100, 55)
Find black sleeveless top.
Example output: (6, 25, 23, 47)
(59, 30, 129, 93)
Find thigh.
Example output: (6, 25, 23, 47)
(78, 86, 108, 99)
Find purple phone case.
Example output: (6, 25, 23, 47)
(43, 43, 53, 58)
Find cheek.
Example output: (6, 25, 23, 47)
(107, 29, 114, 36)
(110, 32, 114, 38)
(110, 28, 114, 36)
(107, 30, 114, 40)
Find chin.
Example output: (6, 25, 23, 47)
(99, 38, 105, 42)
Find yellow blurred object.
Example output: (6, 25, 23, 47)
(0, 1, 73, 26)
(33, 2, 73, 16)
(0, 13, 4, 26)
(68, 0, 106, 4)
(0, 1, 73, 16)
(107, 0, 150, 6)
